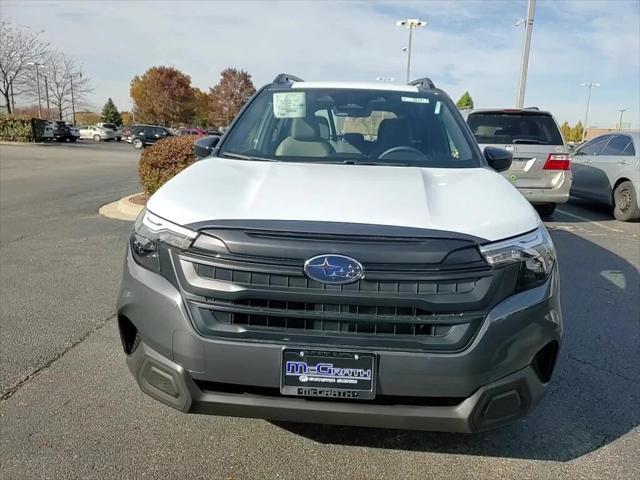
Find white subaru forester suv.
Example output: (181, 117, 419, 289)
(117, 74, 562, 433)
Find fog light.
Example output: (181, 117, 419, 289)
(147, 366, 179, 398)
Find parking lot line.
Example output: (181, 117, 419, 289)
(555, 209, 625, 233)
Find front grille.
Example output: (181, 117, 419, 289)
(173, 238, 515, 351)
(210, 298, 458, 337)
(195, 263, 480, 295)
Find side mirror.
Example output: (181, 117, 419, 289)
(194, 135, 220, 159)
(484, 146, 512, 172)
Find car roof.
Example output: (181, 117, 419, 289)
(466, 108, 553, 116)
(288, 81, 420, 93)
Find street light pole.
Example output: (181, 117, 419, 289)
(396, 19, 427, 83)
(44, 75, 50, 117)
(27, 62, 44, 118)
(580, 82, 600, 142)
(618, 109, 626, 130)
(69, 72, 82, 125)
(516, 0, 536, 108)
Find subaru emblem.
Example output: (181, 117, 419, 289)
(303, 254, 364, 285)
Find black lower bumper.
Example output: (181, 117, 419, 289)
(127, 341, 546, 433)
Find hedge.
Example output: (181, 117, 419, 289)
(0, 115, 47, 142)
(138, 135, 197, 197)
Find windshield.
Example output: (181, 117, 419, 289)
(221, 88, 481, 168)
(467, 112, 563, 145)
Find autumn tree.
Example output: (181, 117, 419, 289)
(101, 98, 123, 125)
(191, 88, 210, 128)
(560, 121, 572, 142)
(120, 111, 135, 126)
(456, 91, 474, 110)
(208, 68, 256, 127)
(130, 66, 194, 125)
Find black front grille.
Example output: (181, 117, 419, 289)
(210, 298, 458, 337)
(195, 263, 480, 295)
(174, 244, 515, 351)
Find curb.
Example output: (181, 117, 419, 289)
(0, 141, 48, 146)
(99, 193, 145, 221)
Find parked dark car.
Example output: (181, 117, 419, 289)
(129, 125, 172, 149)
(47, 121, 72, 142)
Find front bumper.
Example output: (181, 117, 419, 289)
(117, 249, 562, 432)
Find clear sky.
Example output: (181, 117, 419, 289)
(3, 0, 639, 128)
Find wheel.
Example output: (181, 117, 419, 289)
(132, 138, 144, 149)
(116, 137, 122, 142)
(535, 203, 556, 218)
(56, 137, 65, 142)
(68, 137, 77, 143)
(613, 181, 640, 221)
(93, 134, 101, 142)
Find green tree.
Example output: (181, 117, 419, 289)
(456, 91, 474, 110)
(572, 121, 584, 143)
(101, 98, 123, 126)
(560, 121, 572, 141)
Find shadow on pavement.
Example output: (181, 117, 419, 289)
(273, 230, 640, 461)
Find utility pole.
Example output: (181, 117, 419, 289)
(27, 62, 44, 118)
(396, 19, 427, 83)
(580, 82, 600, 142)
(44, 75, 50, 117)
(70, 75, 76, 124)
(516, 0, 536, 108)
(618, 109, 626, 130)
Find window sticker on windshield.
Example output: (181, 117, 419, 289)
(401, 96, 429, 104)
(434, 101, 441, 114)
(273, 92, 306, 118)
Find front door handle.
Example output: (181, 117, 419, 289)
(618, 160, 628, 165)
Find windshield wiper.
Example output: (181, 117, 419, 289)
(221, 152, 278, 162)
(512, 138, 544, 144)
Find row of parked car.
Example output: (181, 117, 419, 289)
(460, 108, 639, 221)
(120, 125, 218, 149)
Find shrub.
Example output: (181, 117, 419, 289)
(0, 115, 47, 142)
(138, 135, 197, 197)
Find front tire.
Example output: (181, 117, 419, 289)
(93, 134, 101, 142)
(68, 137, 77, 143)
(132, 138, 144, 149)
(535, 203, 556, 218)
(613, 181, 640, 221)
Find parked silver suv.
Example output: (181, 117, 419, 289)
(464, 109, 571, 217)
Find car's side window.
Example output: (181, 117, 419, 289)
(601, 135, 632, 156)
(623, 139, 636, 156)
(577, 135, 612, 155)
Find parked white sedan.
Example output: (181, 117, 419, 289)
(78, 125, 116, 142)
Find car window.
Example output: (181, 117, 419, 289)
(601, 135, 633, 156)
(466, 112, 564, 145)
(221, 88, 481, 168)
(578, 135, 612, 155)
(623, 139, 636, 156)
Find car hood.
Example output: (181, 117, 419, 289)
(146, 157, 539, 242)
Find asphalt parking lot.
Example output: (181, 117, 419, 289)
(0, 142, 638, 479)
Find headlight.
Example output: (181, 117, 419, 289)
(130, 209, 197, 271)
(479, 226, 556, 291)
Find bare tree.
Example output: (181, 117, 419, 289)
(0, 21, 48, 114)
(35, 50, 92, 121)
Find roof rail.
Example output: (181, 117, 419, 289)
(272, 73, 304, 85)
(524, 106, 540, 110)
(408, 77, 436, 89)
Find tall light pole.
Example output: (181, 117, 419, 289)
(396, 18, 427, 84)
(69, 72, 82, 125)
(515, 0, 536, 108)
(580, 82, 600, 142)
(618, 109, 626, 130)
(27, 62, 44, 118)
